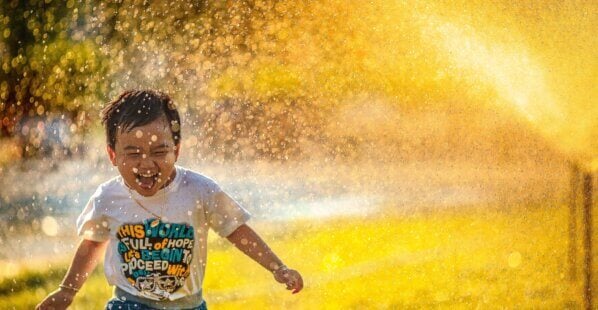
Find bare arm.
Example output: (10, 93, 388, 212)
(36, 239, 108, 310)
(226, 224, 303, 294)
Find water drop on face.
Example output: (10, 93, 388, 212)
(135, 130, 143, 138)
(132, 167, 139, 173)
(151, 135, 157, 142)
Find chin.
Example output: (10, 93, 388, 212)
(138, 189, 158, 197)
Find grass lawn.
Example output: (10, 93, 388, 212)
(1, 203, 590, 309)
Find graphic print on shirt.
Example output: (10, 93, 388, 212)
(117, 219, 194, 300)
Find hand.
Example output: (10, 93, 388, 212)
(273, 266, 304, 294)
(35, 287, 76, 310)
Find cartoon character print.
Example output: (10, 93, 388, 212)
(117, 219, 194, 300)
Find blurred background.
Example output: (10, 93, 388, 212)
(0, 0, 596, 308)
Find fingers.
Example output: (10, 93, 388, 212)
(285, 272, 303, 294)
(291, 274, 304, 294)
(274, 268, 304, 294)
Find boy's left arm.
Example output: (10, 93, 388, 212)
(226, 224, 303, 294)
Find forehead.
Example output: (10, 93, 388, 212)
(115, 117, 174, 146)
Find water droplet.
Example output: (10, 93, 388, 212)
(41, 216, 59, 236)
(508, 251, 522, 268)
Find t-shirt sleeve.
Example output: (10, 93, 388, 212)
(76, 186, 111, 242)
(205, 182, 251, 238)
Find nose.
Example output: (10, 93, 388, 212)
(138, 153, 157, 172)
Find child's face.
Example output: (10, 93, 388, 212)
(107, 116, 180, 197)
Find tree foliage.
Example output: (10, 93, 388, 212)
(0, 0, 110, 137)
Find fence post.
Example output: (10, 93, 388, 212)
(569, 164, 579, 281)
(582, 172, 593, 310)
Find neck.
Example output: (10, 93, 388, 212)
(160, 168, 177, 190)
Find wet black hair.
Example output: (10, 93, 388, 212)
(101, 90, 181, 149)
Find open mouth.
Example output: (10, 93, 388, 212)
(135, 171, 160, 190)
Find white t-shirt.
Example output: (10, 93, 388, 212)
(77, 166, 250, 307)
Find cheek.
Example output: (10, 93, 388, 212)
(164, 153, 176, 165)
(116, 157, 134, 171)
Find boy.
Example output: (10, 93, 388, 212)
(36, 90, 303, 310)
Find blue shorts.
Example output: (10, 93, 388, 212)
(105, 298, 207, 310)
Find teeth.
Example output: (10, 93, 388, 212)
(136, 172, 158, 178)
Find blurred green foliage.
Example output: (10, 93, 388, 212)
(0, 0, 110, 136)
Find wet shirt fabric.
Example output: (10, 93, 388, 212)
(77, 166, 250, 309)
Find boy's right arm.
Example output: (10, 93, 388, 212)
(36, 239, 108, 310)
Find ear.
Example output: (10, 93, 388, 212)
(174, 144, 180, 161)
(106, 145, 117, 166)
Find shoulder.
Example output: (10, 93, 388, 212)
(176, 166, 220, 193)
(91, 175, 127, 201)
(79, 175, 125, 216)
